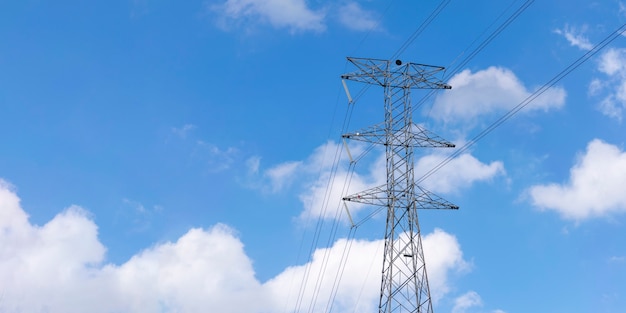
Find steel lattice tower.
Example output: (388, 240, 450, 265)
(341, 57, 458, 313)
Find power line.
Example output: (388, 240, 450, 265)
(446, 0, 534, 78)
(351, 0, 397, 56)
(413, 0, 535, 114)
(289, 1, 538, 312)
(343, 0, 536, 232)
(348, 0, 453, 109)
(289, 2, 455, 312)
(294, 3, 626, 313)
(416, 21, 626, 186)
(390, 0, 451, 60)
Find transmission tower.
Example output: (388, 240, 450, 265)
(341, 57, 458, 313)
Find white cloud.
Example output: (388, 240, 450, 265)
(422, 229, 471, 302)
(289, 141, 495, 222)
(597, 95, 624, 120)
(252, 140, 347, 193)
(588, 78, 604, 96)
(265, 160, 303, 192)
(245, 155, 261, 175)
(247, 140, 378, 220)
(296, 141, 381, 221)
(528, 139, 626, 221)
(431, 67, 566, 125)
(599, 48, 626, 76)
(213, 0, 326, 33)
(193, 140, 238, 172)
(171, 124, 196, 139)
(265, 237, 383, 313)
(0, 180, 468, 313)
(452, 291, 483, 313)
(110, 225, 267, 312)
(416, 153, 505, 194)
(256, 140, 504, 222)
(299, 165, 379, 221)
(590, 48, 626, 120)
(266, 228, 469, 311)
(336, 2, 380, 32)
(554, 24, 593, 50)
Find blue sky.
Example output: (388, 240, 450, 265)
(1, 0, 626, 312)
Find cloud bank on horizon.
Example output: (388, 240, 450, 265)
(0, 180, 470, 313)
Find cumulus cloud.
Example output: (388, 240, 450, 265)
(298, 142, 385, 221)
(265, 160, 303, 192)
(255, 140, 504, 222)
(422, 229, 471, 302)
(254, 141, 340, 193)
(299, 165, 380, 221)
(336, 2, 380, 32)
(267, 228, 469, 311)
(283, 141, 382, 221)
(0, 180, 468, 313)
(266, 237, 383, 313)
(247, 140, 378, 220)
(416, 153, 505, 194)
(213, 0, 326, 33)
(452, 291, 483, 313)
(599, 48, 626, 75)
(554, 24, 593, 50)
(528, 139, 626, 220)
(589, 48, 626, 120)
(431, 67, 566, 125)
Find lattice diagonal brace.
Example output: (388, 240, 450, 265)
(341, 57, 457, 313)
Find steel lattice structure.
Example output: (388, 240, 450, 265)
(341, 57, 458, 313)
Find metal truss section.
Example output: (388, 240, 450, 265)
(340, 57, 451, 89)
(343, 184, 459, 211)
(340, 57, 457, 313)
(342, 184, 388, 207)
(379, 205, 431, 313)
(342, 122, 454, 148)
(414, 186, 459, 210)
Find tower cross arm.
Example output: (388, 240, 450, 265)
(340, 57, 389, 87)
(415, 186, 459, 210)
(342, 122, 456, 148)
(407, 63, 452, 89)
(342, 184, 459, 210)
(341, 57, 452, 89)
